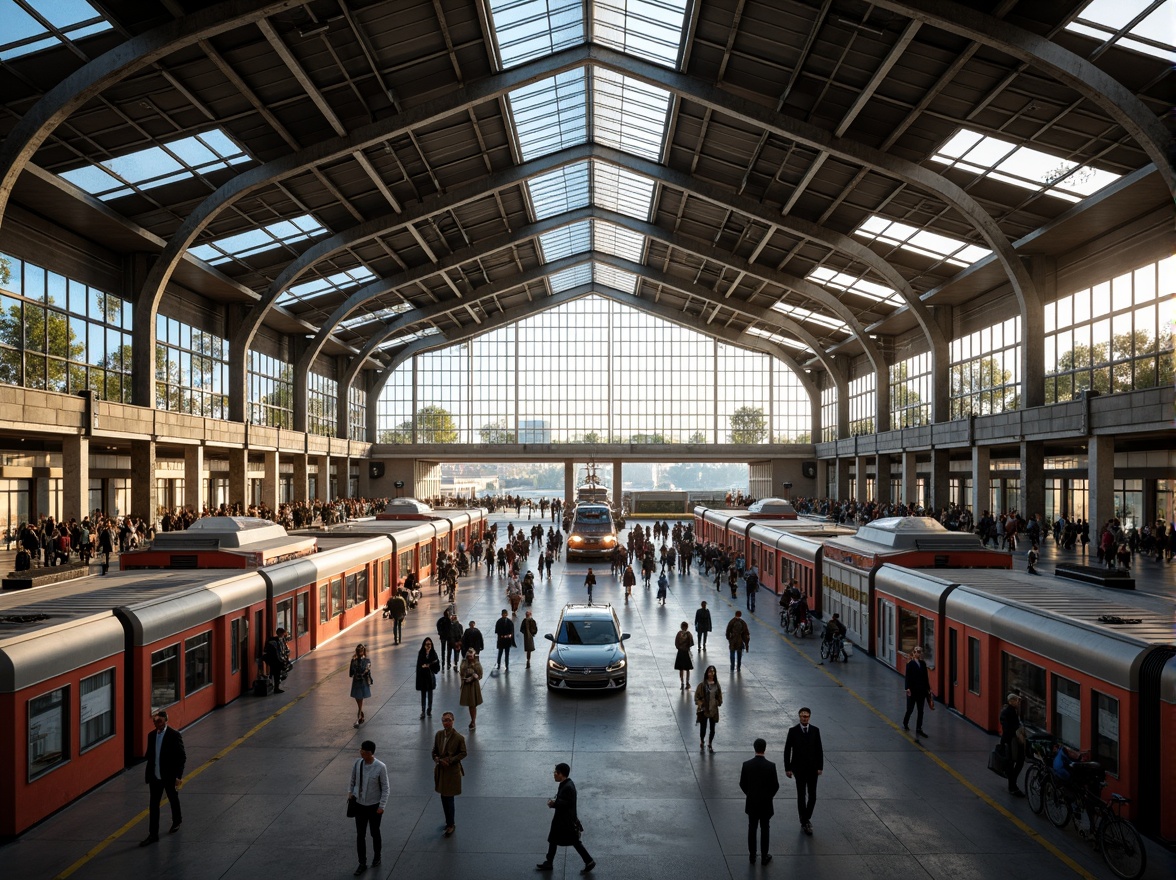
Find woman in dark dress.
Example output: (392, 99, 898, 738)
(349, 643, 371, 728)
(416, 637, 441, 719)
(674, 621, 695, 689)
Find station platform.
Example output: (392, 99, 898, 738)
(2, 514, 1172, 880)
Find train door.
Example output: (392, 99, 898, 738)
(947, 627, 958, 709)
(276, 598, 294, 641)
(254, 609, 265, 682)
(878, 599, 896, 666)
(231, 616, 249, 696)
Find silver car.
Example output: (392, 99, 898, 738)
(544, 604, 630, 690)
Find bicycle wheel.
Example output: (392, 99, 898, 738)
(1098, 816, 1146, 880)
(1042, 779, 1071, 828)
(1026, 766, 1046, 814)
(820, 640, 831, 659)
(838, 645, 849, 662)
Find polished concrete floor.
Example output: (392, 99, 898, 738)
(3, 514, 1173, 880)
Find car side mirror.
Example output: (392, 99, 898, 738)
(621, 633, 631, 641)
(544, 633, 554, 642)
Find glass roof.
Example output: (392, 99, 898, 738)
(771, 301, 852, 336)
(593, 220, 645, 262)
(549, 263, 594, 292)
(375, 327, 441, 351)
(537, 218, 645, 263)
(808, 266, 903, 309)
(280, 266, 377, 306)
(526, 159, 656, 222)
(527, 163, 591, 219)
(538, 220, 592, 261)
(592, 160, 656, 218)
(593, 263, 637, 294)
(931, 128, 1121, 203)
(853, 215, 992, 270)
(509, 69, 589, 162)
(590, 68, 671, 161)
(59, 129, 251, 201)
(339, 304, 411, 331)
(746, 325, 812, 354)
(487, 0, 584, 68)
(0, 0, 111, 61)
(190, 214, 327, 266)
(593, 0, 690, 68)
(1065, 0, 1176, 63)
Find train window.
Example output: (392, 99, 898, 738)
(184, 633, 212, 695)
(319, 584, 328, 624)
(231, 618, 243, 674)
(331, 578, 343, 617)
(345, 574, 357, 609)
(967, 638, 981, 694)
(80, 668, 115, 751)
(898, 609, 919, 657)
(356, 569, 368, 603)
(1002, 653, 1046, 729)
(1092, 691, 1120, 776)
(28, 686, 69, 779)
(381, 559, 391, 592)
(276, 598, 293, 636)
(919, 617, 935, 667)
(151, 645, 180, 707)
(420, 543, 434, 568)
(398, 551, 413, 577)
(296, 593, 309, 637)
(1052, 674, 1081, 746)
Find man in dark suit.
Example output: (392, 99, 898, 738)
(902, 646, 934, 737)
(140, 709, 186, 846)
(536, 762, 595, 874)
(739, 738, 780, 864)
(783, 707, 823, 835)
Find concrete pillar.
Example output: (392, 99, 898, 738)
(900, 451, 918, 506)
(855, 455, 869, 502)
(315, 454, 330, 501)
(972, 446, 991, 516)
(834, 458, 851, 500)
(564, 461, 575, 507)
(358, 458, 371, 499)
(184, 445, 204, 514)
(293, 454, 309, 503)
(261, 451, 279, 514)
(930, 448, 950, 514)
(876, 455, 892, 505)
(131, 439, 156, 520)
(227, 447, 247, 510)
(836, 380, 850, 440)
(612, 461, 623, 511)
(818, 460, 833, 497)
(1020, 441, 1045, 519)
(62, 434, 89, 522)
(1089, 435, 1115, 538)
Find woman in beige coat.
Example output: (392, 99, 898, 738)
(458, 648, 484, 729)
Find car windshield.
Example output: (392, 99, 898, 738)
(556, 618, 618, 646)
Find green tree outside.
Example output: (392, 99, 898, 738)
(728, 405, 767, 443)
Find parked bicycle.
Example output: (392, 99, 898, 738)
(1022, 732, 1058, 815)
(819, 625, 848, 662)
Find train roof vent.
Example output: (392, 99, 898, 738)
(746, 498, 796, 515)
(383, 498, 433, 513)
(150, 517, 290, 549)
(855, 516, 985, 550)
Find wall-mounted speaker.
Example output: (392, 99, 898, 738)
(802, 461, 818, 479)
(369, 461, 385, 479)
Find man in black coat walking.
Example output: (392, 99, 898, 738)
(739, 738, 780, 864)
(783, 707, 823, 835)
(902, 646, 934, 737)
(140, 709, 186, 846)
(536, 763, 595, 873)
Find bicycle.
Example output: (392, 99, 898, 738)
(819, 627, 848, 662)
(1022, 733, 1058, 815)
(1041, 757, 1147, 880)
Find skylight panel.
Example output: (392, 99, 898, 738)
(539, 220, 592, 261)
(487, 0, 584, 68)
(339, 304, 411, 331)
(931, 129, 1121, 203)
(376, 327, 440, 350)
(853, 215, 991, 269)
(190, 214, 328, 266)
(808, 267, 902, 307)
(1065, 0, 1176, 63)
(594, 0, 690, 68)
(591, 68, 671, 161)
(594, 264, 637, 294)
(0, 0, 111, 61)
(593, 220, 645, 262)
(746, 326, 812, 354)
(59, 129, 251, 201)
(771, 302, 852, 335)
(592, 160, 655, 219)
(508, 69, 588, 161)
(527, 162, 590, 220)
(280, 267, 378, 305)
(549, 264, 593, 292)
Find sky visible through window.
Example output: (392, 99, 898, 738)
(190, 214, 327, 266)
(1065, 0, 1176, 62)
(0, 0, 111, 61)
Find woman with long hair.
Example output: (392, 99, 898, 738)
(458, 647, 484, 729)
(674, 621, 694, 689)
(416, 637, 441, 719)
(694, 665, 723, 751)
(349, 643, 372, 728)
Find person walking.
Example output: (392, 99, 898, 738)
(694, 600, 712, 650)
(535, 762, 595, 874)
(657, 571, 669, 605)
(745, 568, 759, 613)
(347, 739, 388, 875)
(739, 737, 779, 865)
(725, 610, 750, 671)
(520, 609, 539, 668)
(139, 709, 185, 846)
(263, 627, 287, 694)
(584, 568, 596, 602)
(387, 591, 407, 644)
(999, 693, 1027, 797)
(674, 622, 694, 689)
(694, 665, 723, 751)
(349, 644, 372, 728)
(459, 648, 484, 729)
(436, 609, 455, 672)
(621, 563, 636, 603)
(464, 619, 485, 657)
(494, 608, 516, 671)
(432, 711, 467, 837)
(783, 707, 823, 835)
(416, 637, 441, 719)
(902, 646, 934, 737)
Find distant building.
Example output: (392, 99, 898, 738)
(519, 419, 551, 444)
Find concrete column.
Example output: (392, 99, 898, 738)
(184, 445, 204, 514)
(1020, 441, 1045, 520)
(227, 447, 247, 510)
(62, 434, 89, 522)
(818, 460, 833, 497)
(293, 454, 309, 503)
(930, 448, 950, 514)
(900, 451, 918, 506)
(131, 439, 156, 520)
(834, 458, 851, 500)
(836, 381, 850, 440)
(855, 455, 869, 502)
(261, 451, 279, 514)
(315, 454, 331, 501)
(1088, 435, 1115, 538)
(612, 461, 623, 510)
(564, 461, 575, 507)
(972, 446, 991, 516)
(876, 456, 892, 505)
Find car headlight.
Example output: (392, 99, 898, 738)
(606, 658, 626, 671)
(548, 659, 568, 671)
(569, 536, 583, 545)
(602, 537, 616, 547)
